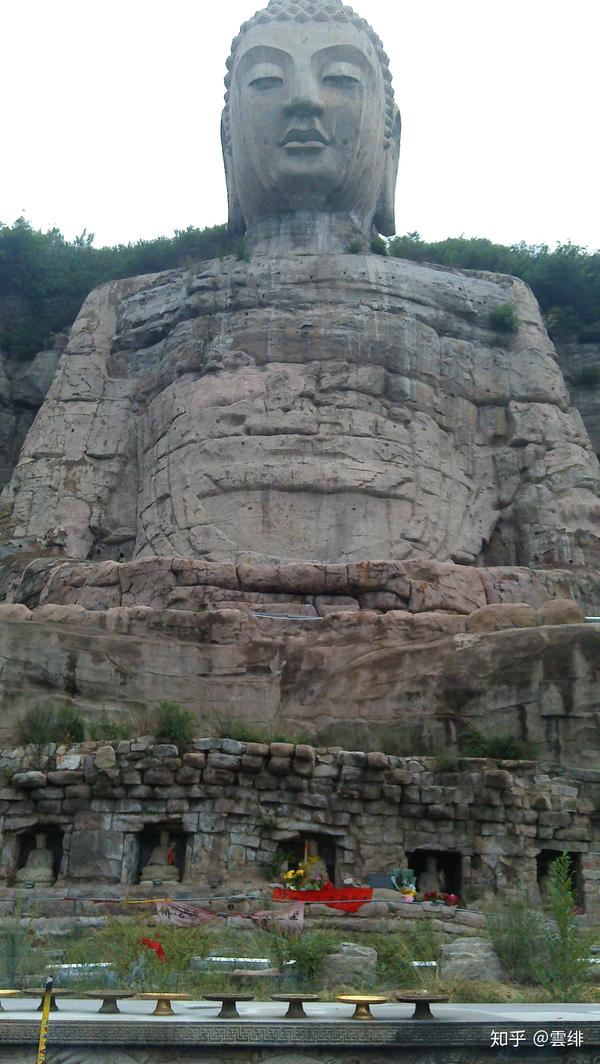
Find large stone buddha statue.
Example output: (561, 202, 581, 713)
(222, 0, 400, 252)
(1, 0, 599, 575)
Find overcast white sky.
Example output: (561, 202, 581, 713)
(2, 0, 599, 250)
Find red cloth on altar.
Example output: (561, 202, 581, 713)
(272, 885, 373, 912)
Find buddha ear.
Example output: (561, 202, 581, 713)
(221, 113, 246, 237)
(373, 107, 401, 237)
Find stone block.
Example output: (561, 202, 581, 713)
(12, 771, 46, 789)
(46, 770, 83, 786)
(193, 739, 223, 752)
(94, 746, 117, 771)
(270, 742, 295, 758)
(537, 598, 585, 626)
(183, 753, 206, 769)
(366, 752, 389, 771)
(466, 602, 537, 633)
(485, 770, 512, 789)
(313, 764, 339, 779)
(538, 811, 571, 828)
(295, 744, 316, 762)
(152, 744, 179, 758)
(207, 752, 242, 771)
(268, 757, 292, 776)
(176, 766, 200, 785)
(111, 815, 144, 832)
(128, 786, 152, 798)
(244, 742, 270, 757)
(322, 942, 378, 989)
(202, 767, 236, 786)
(121, 770, 142, 786)
(390, 769, 412, 785)
(222, 739, 244, 755)
(69, 829, 124, 880)
(286, 776, 307, 792)
(56, 752, 84, 771)
(439, 938, 503, 981)
(152, 785, 187, 798)
(297, 792, 329, 809)
(292, 758, 314, 777)
(241, 754, 264, 773)
(143, 769, 175, 786)
(36, 800, 62, 815)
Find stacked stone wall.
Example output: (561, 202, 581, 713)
(1, 739, 599, 913)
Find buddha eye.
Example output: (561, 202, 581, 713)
(249, 75, 284, 90)
(323, 73, 360, 87)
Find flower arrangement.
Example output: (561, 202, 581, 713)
(282, 868, 305, 889)
(399, 885, 417, 904)
(423, 890, 459, 906)
(282, 856, 330, 891)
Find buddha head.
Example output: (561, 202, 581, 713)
(222, 0, 400, 243)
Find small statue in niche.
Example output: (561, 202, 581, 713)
(302, 839, 330, 885)
(417, 854, 445, 894)
(139, 829, 181, 885)
(15, 833, 55, 886)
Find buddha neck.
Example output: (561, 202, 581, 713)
(245, 212, 373, 257)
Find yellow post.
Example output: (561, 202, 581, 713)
(36, 977, 53, 1064)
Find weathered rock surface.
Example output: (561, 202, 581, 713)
(5, 555, 600, 616)
(322, 942, 378, 988)
(0, 606, 598, 767)
(438, 937, 503, 982)
(558, 341, 600, 459)
(2, 254, 599, 569)
(0, 344, 62, 493)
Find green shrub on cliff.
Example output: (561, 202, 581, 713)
(457, 731, 537, 760)
(388, 232, 600, 344)
(3, 219, 600, 358)
(0, 218, 234, 357)
(16, 702, 84, 746)
(151, 701, 195, 745)
(489, 303, 520, 335)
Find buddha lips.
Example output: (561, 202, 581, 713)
(141, 937, 167, 962)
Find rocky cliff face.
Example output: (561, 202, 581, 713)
(557, 341, 600, 459)
(0, 342, 63, 492)
(2, 255, 599, 570)
(1, 256, 599, 770)
(0, 592, 598, 767)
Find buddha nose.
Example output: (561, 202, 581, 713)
(283, 70, 324, 118)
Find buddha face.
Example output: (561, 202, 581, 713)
(228, 20, 387, 228)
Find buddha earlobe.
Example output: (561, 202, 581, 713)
(221, 115, 246, 237)
(373, 107, 401, 236)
